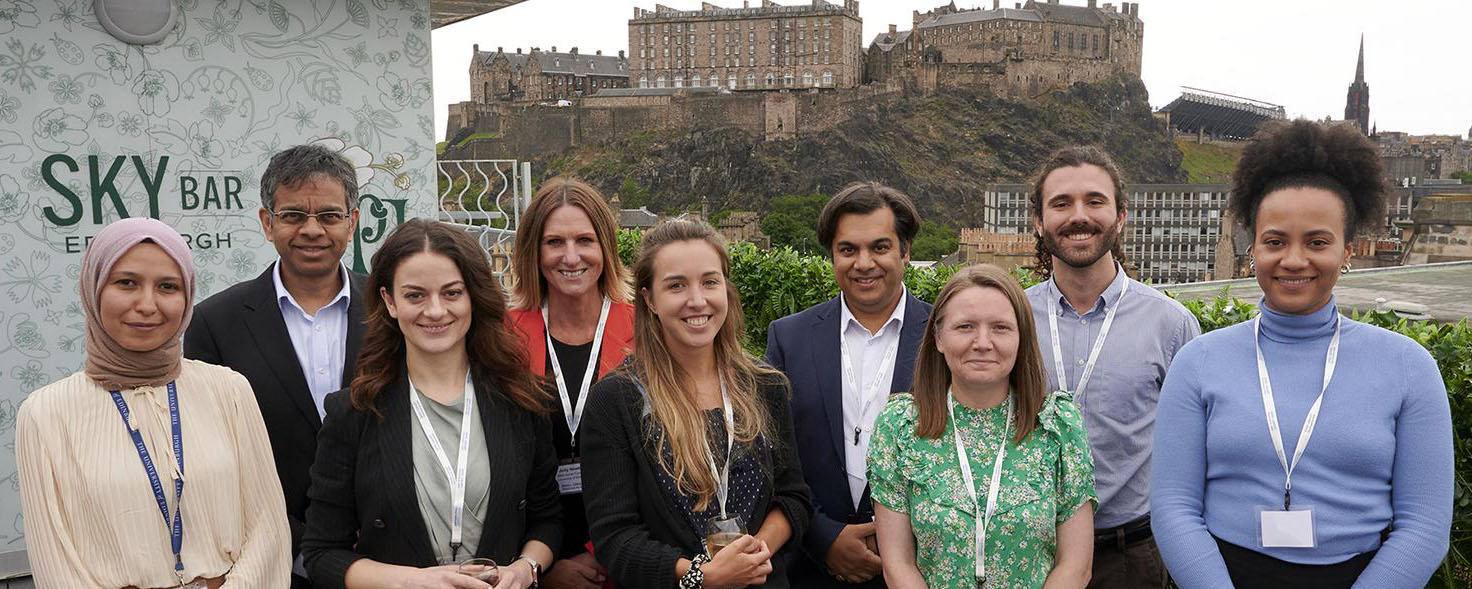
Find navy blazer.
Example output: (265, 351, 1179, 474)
(764, 292, 932, 589)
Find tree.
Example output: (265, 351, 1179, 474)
(617, 177, 650, 209)
(759, 193, 829, 255)
(1452, 170, 1472, 184)
(910, 221, 959, 261)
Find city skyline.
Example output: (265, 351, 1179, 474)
(432, 0, 1472, 139)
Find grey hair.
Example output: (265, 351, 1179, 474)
(259, 144, 360, 212)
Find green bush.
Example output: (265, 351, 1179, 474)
(617, 229, 1470, 587)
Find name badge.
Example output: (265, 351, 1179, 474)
(556, 460, 583, 495)
(1260, 507, 1315, 548)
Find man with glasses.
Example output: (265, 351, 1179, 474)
(185, 144, 365, 589)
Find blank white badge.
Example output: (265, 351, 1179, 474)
(1260, 508, 1315, 548)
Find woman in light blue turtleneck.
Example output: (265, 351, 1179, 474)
(1151, 120, 1452, 589)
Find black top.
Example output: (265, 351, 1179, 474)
(581, 371, 812, 589)
(546, 336, 595, 560)
(300, 373, 563, 589)
(654, 409, 765, 540)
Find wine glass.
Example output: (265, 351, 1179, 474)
(704, 515, 747, 557)
(457, 558, 500, 583)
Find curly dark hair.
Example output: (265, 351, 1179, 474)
(1028, 146, 1130, 278)
(1229, 120, 1388, 240)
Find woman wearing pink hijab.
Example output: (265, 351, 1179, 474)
(16, 218, 290, 588)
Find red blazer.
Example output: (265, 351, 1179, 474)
(508, 301, 636, 379)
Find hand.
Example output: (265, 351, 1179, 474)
(395, 565, 493, 589)
(542, 552, 606, 589)
(701, 534, 773, 588)
(825, 522, 881, 584)
(492, 559, 537, 589)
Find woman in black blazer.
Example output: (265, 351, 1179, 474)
(303, 219, 561, 589)
(580, 220, 811, 588)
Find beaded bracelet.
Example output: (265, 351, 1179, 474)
(679, 553, 712, 589)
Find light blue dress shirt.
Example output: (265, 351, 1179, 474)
(1025, 268, 1200, 528)
(272, 261, 351, 419)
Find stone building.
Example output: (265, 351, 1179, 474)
(469, 45, 630, 104)
(866, 0, 1143, 97)
(980, 183, 1233, 284)
(1344, 36, 1370, 135)
(627, 0, 864, 91)
(1402, 194, 1472, 265)
(957, 228, 1035, 269)
(717, 211, 770, 247)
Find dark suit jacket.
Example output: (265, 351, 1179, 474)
(183, 264, 366, 560)
(764, 292, 932, 589)
(300, 375, 563, 589)
(581, 372, 812, 589)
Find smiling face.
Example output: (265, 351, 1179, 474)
(643, 239, 729, 357)
(99, 243, 188, 352)
(539, 204, 605, 301)
(934, 285, 1020, 393)
(380, 251, 472, 360)
(1034, 164, 1125, 270)
(259, 176, 360, 285)
(832, 207, 909, 319)
(1252, 187, 1352, 315)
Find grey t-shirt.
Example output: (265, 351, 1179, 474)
(411, 389, 492, 564)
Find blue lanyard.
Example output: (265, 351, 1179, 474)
(109, 382, 185, 578)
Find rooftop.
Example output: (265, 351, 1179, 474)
(432, 0, 530, 29)
(1163, 261, 1472, 323)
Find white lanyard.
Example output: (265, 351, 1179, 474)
(1254, 314, 1340, 510)
(1046, 275, 1130, 399)
(948, 389, 1011, 585)
(408, 371, 477, 560)
(543, 296, 611, 442)
(839, 319, 902, 446)
(705, 380, 735, 517)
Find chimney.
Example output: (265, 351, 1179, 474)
(813, 0, 821, 6)
(473, 43, 479, 52)
(1131, 3, 1138, 16)
(1014, 2, 1021, 7)
(496, 46, 502, 53)
(517, 47, 523, 53)
(596, 49, 602, 55)
(1087, 0, 1095, 6)
(619, 50, 626, 59)
(888, 23, 897, 34)
(551, 46, 557, 52)
(743, 0, 749, 7)
(571, 47, 579, 55)
(993, 0, 999, 8)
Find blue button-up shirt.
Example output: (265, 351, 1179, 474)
(1025, 268, 1201, 528)
(273, 262, 351, 419)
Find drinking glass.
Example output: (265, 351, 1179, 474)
(704, 515, 746, 557)
(457, 558, 500, 583)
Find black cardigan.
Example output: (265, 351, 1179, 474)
(301, 373, 563, 588)
(581, 372, 811, 589)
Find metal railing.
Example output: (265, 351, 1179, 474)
(436, 160, 533, 281)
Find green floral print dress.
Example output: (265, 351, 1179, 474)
(868, 391, 1096, 589)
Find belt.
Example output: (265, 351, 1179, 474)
(1094, 515, 1152, 549)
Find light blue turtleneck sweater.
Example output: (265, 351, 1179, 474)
(1151, 298, 1452, 588)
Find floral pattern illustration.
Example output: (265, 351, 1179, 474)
(0, 0, 436, 556)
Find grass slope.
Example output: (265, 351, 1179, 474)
(1174, 138, 1241, 184)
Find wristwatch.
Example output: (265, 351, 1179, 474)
(516, 555, 542, 588)
(679, 553, 711, 589)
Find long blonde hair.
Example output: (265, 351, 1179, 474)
(510, 176, 632, 309)
(912, 264, 1046, 443)
(626, 220, 782, 510)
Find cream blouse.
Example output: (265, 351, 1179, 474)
(17, 359, 290, 588)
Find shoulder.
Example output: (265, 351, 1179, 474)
(1127, 280, 1198, 325)
(1176, 318, 1251, 359)
(181, 359, 252, 392)
(193, 275, 262, 316)
(1342, 317, 1440, 372)
(19, 372, 96, 421)
(1036, 391, 1086, 439)
(769, 297, 839, 334)
(876, 392, 919, 429)
(588, 371, 643, 416)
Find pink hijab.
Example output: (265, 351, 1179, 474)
(81, 218, 197, 390)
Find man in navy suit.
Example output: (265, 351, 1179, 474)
(766, 182, 932, 588)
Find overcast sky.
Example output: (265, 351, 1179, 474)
(431, 0, 1472, 139)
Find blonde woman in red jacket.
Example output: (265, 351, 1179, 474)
(508, 177, 636, 589)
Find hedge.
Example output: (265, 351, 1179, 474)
(617, 232, 1471, 587)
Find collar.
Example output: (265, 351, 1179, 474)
(839, 287, 908, 337)
(273, 260, 352, 315)
(1050, 263, 1128, 316)
(1257, 296, 1340, 344)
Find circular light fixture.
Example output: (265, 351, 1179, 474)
(95, 0, 178, 45)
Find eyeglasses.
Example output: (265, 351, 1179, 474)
(269, 209, 350, 227)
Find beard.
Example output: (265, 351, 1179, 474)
(1040, 220, 1120, 269)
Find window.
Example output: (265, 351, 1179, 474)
(674, 75, 683, 87)
(802, 71, 813, 86)
(689, 34, 695, 44)
(746, 72, 757, 87)
(691, 74, 701, 87)
(656, 74, 666, 87)
(728, 73, 737, 88)
(1053, 31, 1059, 50)
(783, 72, 794, 86)
(1067, 32, 1073, 50)
(822, 70, 833, 86)
(765, 72, 775, 86)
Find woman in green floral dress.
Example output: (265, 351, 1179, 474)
(869, 264, 1097, 589)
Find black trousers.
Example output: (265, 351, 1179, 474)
(1214, 536, 1375, 589)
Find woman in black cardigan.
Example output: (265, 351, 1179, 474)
(302, 219, 561, 589)
(581, 220, 811, 588)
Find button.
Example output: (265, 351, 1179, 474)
(1077, 358, 1085, 366)
(372, 518, 386, 528)
(315, 325, 323, 333)
(517, 499, 527, 510)
(1079, 317, 1087, 325)
(318, 367, 327, 374)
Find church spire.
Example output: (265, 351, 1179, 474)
(1354, 34, 1365, 83)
